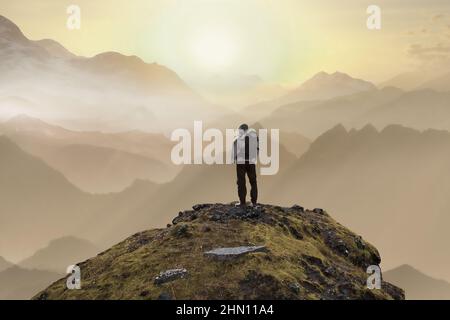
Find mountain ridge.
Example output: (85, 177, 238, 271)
(384, 264, 450, 300)
(0, 256, 13, 272)
(244, 71, 378, 118)
(0, 14, 221, 132)
(19, 236, 101, 273)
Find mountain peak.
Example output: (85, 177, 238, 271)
(35, 203, 403, 300)
(19, 236, 100, 273)
(384, 264, 450, 299)
(316, 124, 348, 140)
(311, 71, 351, 81)
(7, 113, 44, 124)
(281, 71, 376, 104)
(92, 51, 141, 62)
(0, 15, 26, 42)
(304, 71, 374, 87)
(358, 124, 378, 135)
(5, 114, 63, 133)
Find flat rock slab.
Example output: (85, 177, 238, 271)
(204, 246, 267, 260)
(154, 268, 188, 285)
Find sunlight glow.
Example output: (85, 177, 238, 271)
(189, 28, 239, 71)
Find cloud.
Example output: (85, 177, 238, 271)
(406, 12, 450, 70)
(432, 14, 445, 22)
(408, 43, 450, 70)
(409, 44, 450, 55)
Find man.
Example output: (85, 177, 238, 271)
(232, 124, 259, 207)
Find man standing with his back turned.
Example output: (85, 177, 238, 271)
(232, 124, 259, 208)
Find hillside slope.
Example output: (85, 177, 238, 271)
(35, 204, 403, 300)
(384, 265, 450, 300)
(0, 135, 96, 260)
(0, 256, 13, 272)
(0, 136, 159, 262)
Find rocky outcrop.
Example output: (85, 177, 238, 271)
(34, 203, 404, 300)
(154, 269, 188, 285)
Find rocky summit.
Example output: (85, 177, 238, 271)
(34, 203, 404, 300)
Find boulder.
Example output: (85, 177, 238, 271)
(204, 246, 267, 260)
(313, 208, 325, 215)
(154, 268, 188, 285)
(291, 205, 305, 212)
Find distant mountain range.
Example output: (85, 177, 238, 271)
(0, 15, 225, 132)
(0, 135, 160, 261)
(245, 71, 378, 118)
(380, 70, 450, 92)
(189, 73, 288, 108)
(261, 87, 450, 139)
(0, 115, 179, 192)
(19, 236, 100, 273)
(384, 265, 450, 300)
(0, 236, 98, 299)
(282, 71, 376, 103)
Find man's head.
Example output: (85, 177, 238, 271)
(239, 123, 249, 132)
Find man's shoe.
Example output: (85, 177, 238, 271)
(235, 202, 246, 208)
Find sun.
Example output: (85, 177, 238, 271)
(189, 28, 239, 71)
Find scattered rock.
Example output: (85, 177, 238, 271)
(200, 225, 211, 232)
(154, 268, 188, 285)
(291, 205, 304, 212)
(382, 281, 405, 300)
(324, 266, 337, 277)
(313, 208, 325, 215)
(204, 246, 267, 260)
(302, 254, 325, 269)
(278, 216, 304, 240)
(324, 230, 350, 257)
(289, 226, 303, 240)
(193, 204, 213, 211)
(126, 231, 153, 252)
(172, 203, 270, 225)
(300, 280, 321, 294)
(139, 290, 149, 297)
(288, 282, 301, 294)
(35, 292, 48, 300)
(354, 236, 365, 249)
(336, 240, 350, 256)
(157, 292, 172, 300)
(166, 224, 171, 228)
(171, 224, 190, 238)
(239, 270, 296, 299)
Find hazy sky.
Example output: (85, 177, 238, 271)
(1, 0, 450, 85)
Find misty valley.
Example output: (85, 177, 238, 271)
(1, 1, 450, 303)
